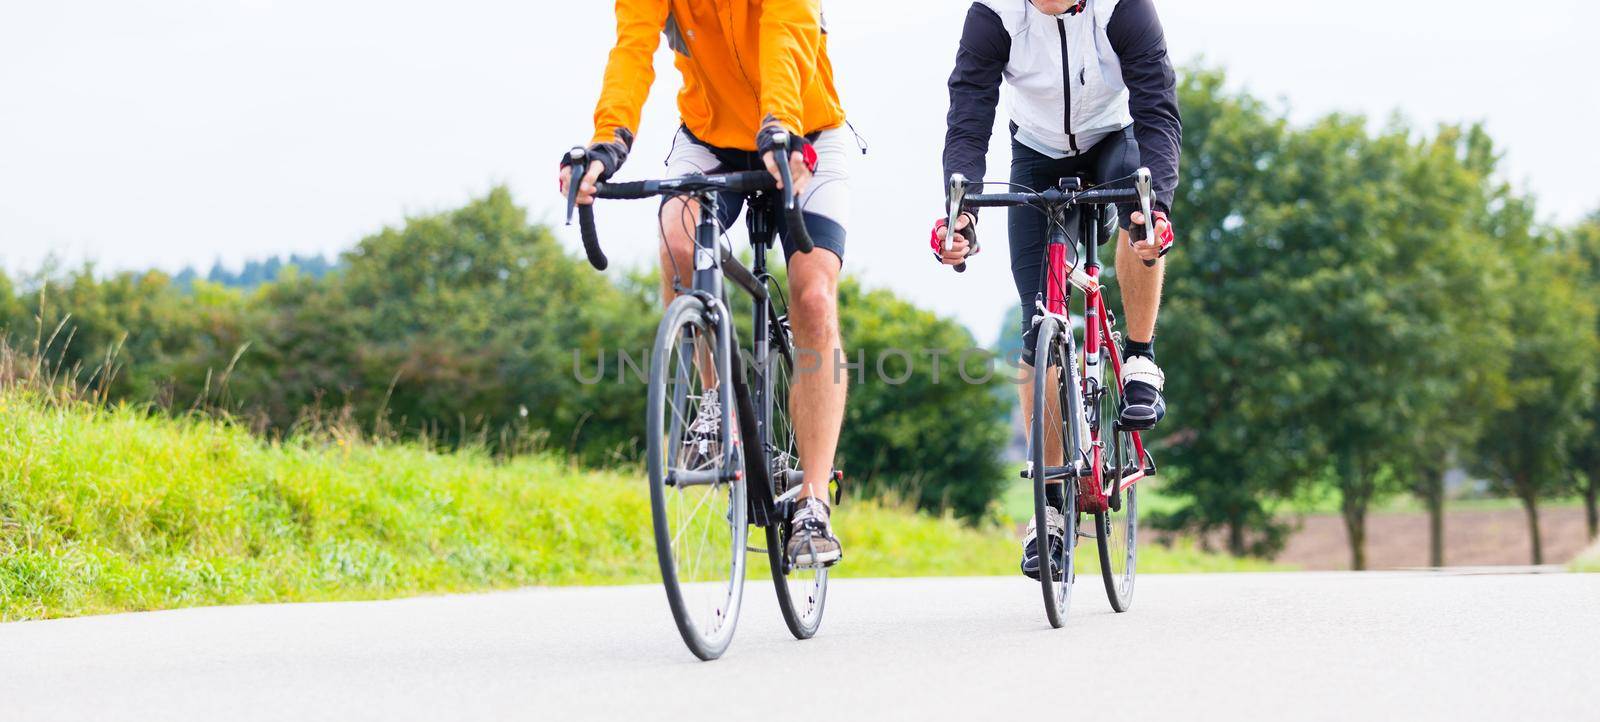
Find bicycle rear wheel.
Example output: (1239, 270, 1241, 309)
(647, 295, 748, 661)
(1094, 340, 1138, 612)
(760, 317, 828, 639)
(1029, 316, 1079, 629)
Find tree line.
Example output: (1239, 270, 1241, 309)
(1152, 69, 1599, 567)
(0, 191, 1008, 520)
(1, 67, 1595, 565)
(171, 254, 339, 291)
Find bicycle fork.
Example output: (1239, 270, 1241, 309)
(684, 196, 741, 488)
(1044, 213, 1093, 470)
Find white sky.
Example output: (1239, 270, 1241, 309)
(2, 1, 1597, 337)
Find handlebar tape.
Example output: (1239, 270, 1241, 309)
(577, 204, 608, 271)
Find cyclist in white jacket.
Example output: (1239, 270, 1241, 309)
(932, 0, 1180, 579)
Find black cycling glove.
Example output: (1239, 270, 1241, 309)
(756, 121, 818, 172)
(564, 128, 635, 181)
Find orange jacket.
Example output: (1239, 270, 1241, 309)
(590, 0, 846, 153)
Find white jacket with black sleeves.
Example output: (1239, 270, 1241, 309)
(943, 0, 1182, 213)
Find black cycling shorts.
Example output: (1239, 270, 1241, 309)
(1009, 124, 1140, 365)
(661, 126, 850, 263)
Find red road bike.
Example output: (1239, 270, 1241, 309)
(948, 169, 1160, 627)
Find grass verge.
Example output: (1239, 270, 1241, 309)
(1, 391, 1279, 622)
(1572, 541, 1600, 573)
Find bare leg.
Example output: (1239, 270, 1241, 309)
(1114, 230, 1165, 344)
(659, 198, 718, 389)
(657, 198, 699, 304)
(786, 250, 847, 501)
(1017, 361, 1066, 471)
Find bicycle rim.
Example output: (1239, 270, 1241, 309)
(1096, 345, 1138, 612)
(1030, 318, 1077, 628)
(647, 296, 748, 660)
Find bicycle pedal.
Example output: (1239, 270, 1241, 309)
(789, 553, 841, 571)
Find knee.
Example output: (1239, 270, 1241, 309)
(788, 283, 838, 340)
(658, 201, 695, 258)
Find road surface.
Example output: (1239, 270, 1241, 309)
(2, 570, 1596, 721)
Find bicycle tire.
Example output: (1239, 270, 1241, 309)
(647, 295, 748, 661)
(1030, 316, 1079, 629)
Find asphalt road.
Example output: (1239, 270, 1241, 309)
(2, 570, 1596, 721)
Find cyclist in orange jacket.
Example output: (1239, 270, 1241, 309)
(560, 1, 852, 567)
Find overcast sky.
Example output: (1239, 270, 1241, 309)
(3, 0, 1597, 337)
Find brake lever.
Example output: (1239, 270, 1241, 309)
(1133, 167, 1157, 268)
(946, 173, 968, 274)
(563, 147, 586, 225)
(766, 131, 816, 253)
(771, 131, 798, 212)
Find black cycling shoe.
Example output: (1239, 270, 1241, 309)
(1118, 356, 1166, 431)
(1119, 380, 1165, 430)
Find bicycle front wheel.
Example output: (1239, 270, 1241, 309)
(647, 295, 748, 661)
(1029, 316, 1079, 629)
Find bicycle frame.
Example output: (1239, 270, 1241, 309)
(575, 167, 814, 529)
(1044, 199, 1152, 514)
(966, 176, 1156, 515)
(674, 190, 797, 529)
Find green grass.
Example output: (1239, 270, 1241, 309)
(1572, 542, 1600, 573)
(0, 391, 1279, 622)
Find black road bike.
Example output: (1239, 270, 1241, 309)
(563, 139, 834, 660)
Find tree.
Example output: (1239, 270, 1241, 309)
(835, 279, 1010, 519)
(229, 187, 660, 458)
(1154, 69, 1522, 569)
(1390, 125, 1513, 567)
(0, 271, 24, 336)
(1471, 207, 1598, 564)
(3, 265, 235, 404)
(1557, 212, 1600, 541)
(1285, 119, 1525, 571)
(1148, 68, 1310, 556)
